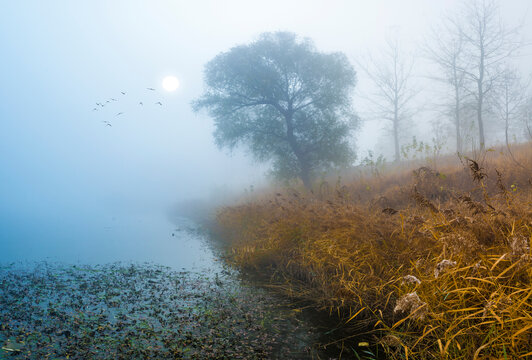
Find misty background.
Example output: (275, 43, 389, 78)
(1, 1, 531, 265)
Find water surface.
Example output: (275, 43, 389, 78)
(1, 207, 216, 270)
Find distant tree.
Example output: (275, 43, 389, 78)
(424, 18, 467, 154)
(493, 66, 529, 148)
(358, 36, 418, 162)
(455, 0, 522, 150)
(522, 96, 532, 141)
(193, 32, 358, 188)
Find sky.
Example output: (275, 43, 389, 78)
(0, 1, 531, 263)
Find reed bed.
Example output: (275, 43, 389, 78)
(214, 144, 532, 359)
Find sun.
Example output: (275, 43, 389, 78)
(162, 76, 180, 91)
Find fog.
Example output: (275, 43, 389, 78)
(1, 0, 531, 264)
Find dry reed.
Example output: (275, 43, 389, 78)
(214, 143, 532, 359)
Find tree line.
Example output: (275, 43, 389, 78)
(194, 0, 531, 188)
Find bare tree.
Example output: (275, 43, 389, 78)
(523, 96, 532, 141)
(358, 36, 418, 162)
(493, 66, 529, 148)
(424, 18, 467, 154)
(457, 0, 523, 150)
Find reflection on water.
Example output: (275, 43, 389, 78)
(1, 208, 217, 270)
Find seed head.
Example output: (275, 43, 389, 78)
(394, 291, 428, 320)
(434, 259, 457, 278)
(402, 275, 421, 285)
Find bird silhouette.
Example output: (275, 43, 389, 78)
(121, 91, 126, 95)
(92, 108, 98, 111)
(111, 98, 117, 101)
(116, 112, 124, 116)
(139, 102, 143, 106)
(155, 102, 163, 106)
(147, 87, 156, 91)
(102, 121, 112, 127)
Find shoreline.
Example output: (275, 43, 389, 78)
(213, 147, 532, 359)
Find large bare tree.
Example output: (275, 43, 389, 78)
(358, 36, 418, 162)
(457, 0, 522, 150)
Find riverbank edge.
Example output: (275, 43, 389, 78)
(210, 146, 532, 359)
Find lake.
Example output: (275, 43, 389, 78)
(0, 207, 325, 359)
(1, 206, 216, 270)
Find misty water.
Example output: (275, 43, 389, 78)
(1, 208, 216, 270)
(0, 207, 323, 358)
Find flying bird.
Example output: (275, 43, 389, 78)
(121, 91, 126, 95)
(155, 102, 163, 106)
(111, 98, 117, 101)
(116, 112, 124, 116)
(147, 87, 156, 91)
(102, 121, 112, 127)
(139, 102, 143, 106)
(92, 108, 98, 111)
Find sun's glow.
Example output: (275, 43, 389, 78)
(162, 76, 180, 91)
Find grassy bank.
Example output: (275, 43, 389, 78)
(215, 144, 532, 359)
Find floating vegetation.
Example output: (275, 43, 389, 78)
(0, 262, 318, 359)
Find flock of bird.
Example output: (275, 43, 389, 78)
(92, 87, 165, 127)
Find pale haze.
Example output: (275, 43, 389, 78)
(1, 1, 531, 264)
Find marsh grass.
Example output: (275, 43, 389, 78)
(215, 143, 532, 359)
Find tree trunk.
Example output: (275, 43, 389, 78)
(293, 150, 312, 189)
(477, 85, 485, 150)
(455, 83, 462, 154)
(456, 113, 462, 154)
(505, 119, 509, 149)
(393, 102, 400, 162)
(504, 84, 510, 149)
(299, 164, 312, 189)
(284, 110, 312, 189)
(477, 48, 485, 151)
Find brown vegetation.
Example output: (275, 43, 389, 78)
(214, 144, 532, 359)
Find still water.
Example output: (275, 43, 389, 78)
(1, 206, 216, 270)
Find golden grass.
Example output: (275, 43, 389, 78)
(214, 143, 532, 359)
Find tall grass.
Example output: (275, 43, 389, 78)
(214, 144, 532, 359)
